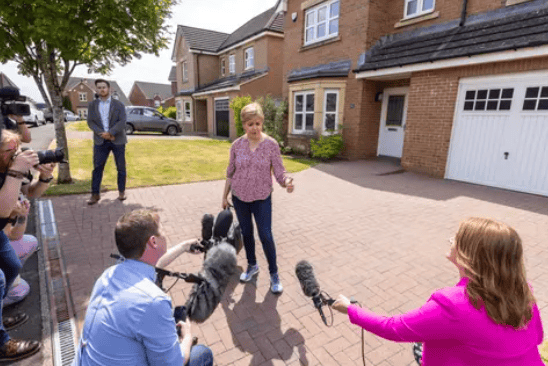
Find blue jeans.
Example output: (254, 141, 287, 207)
(91, 141, 126, 194)
(0, 231, 22, 346)
(232, 195, 278, 275)
(185, 344, 213, 366)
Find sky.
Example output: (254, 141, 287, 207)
(0, 0, 279, 103)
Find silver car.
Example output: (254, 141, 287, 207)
(125, 107, 181, 135)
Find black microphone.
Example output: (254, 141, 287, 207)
(184, 241, 237, 323)
(212, 208, 232, 238)
(295, 260, 334, 325)
(201, 214, 214, 241)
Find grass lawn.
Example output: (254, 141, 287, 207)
(542, 340, 548, 365)
(65, 120, 89, 131)
(46, 138, 318, 195)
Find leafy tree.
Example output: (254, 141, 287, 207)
(0, 0, 176, 183)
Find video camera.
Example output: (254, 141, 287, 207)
(0, 87, 31, 117)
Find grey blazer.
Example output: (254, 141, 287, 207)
(87, 98, 127, 145)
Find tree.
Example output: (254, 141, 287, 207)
(0, 0, 176, 183)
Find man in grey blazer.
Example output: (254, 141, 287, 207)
(86, 79, 127, 205)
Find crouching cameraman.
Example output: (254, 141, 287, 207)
(0, 131, 45, 361)
(72, 209, 213, 366)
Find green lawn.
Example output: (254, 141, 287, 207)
(65, 120, 88, 131)
(46, 138, 318, 195)
(542, 340, 548, 365)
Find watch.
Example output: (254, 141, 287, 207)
(39, 176, 54, 183)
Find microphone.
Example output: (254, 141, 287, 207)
(184, 241, 237, 323)
(212, 209, 232, 238)
(295, 260, 334, 325)
(201, 214, 214, 241)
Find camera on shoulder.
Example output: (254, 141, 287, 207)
(0, 87, 31, 117)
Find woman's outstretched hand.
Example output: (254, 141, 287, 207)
(332, 294, 352, 315)
(285, 177, 294, 193)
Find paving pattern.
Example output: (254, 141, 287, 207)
(51, 160, 548, 365)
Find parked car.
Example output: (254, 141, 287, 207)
(22, 101, 46, 127)
(64, 110, 80, 122)
(43, 108, 53, 123)
(125, 106, 181, 135)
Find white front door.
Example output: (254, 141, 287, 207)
(377, 87, 409, 158)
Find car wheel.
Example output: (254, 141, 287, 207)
(125, 124, 135, 135)
(33, 116, 39, 127)
(166, 125, 178, 136)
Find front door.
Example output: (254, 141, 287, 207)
(377, 87, 409, 158)
(215, 99, 230, 138)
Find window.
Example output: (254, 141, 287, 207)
(184, 101, 192, 121)
(523, 86, 548, 111)
(176, 101, 182, 121)
(182, 62, 188, 82)
(77, 108, 88, 119)
(130, 108, 143, 115)
(463, 88, 514, 111)
(244, 47, 254, 70)
(404, 0, 435, 18)
(79, 92, 87, 102)
(323, 90, 339, 132)
(294, 91, 315, 133)
(154, 100, 161, 107)
(221, 59, 226, 76)
(305, 0, 339, 45)
(229, 54, 235, 74)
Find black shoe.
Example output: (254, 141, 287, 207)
(0, 339, 40, 362)
(3, 312, 28, 331)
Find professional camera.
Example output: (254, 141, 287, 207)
(0, 87, 31, 117)
(37, 148, 65, 165)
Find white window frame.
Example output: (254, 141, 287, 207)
(182, 61, 188, 82)
(229, 54, 235, 74)
(221, 58, 226, 76)
(244, 47, 254, 70)
(322, 89, 339, 134)
(293, 91, 315, 134)
(304, 0, 339, 46)
(184, 100, 192, 122)
(404, 0, 435, 19)
(154, 100, 161, 107)
(79, 92, 87, 102)
(176, 101, 183, 121)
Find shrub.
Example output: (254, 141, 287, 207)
(157, 106, 177, 119)
(257, 95, 287, 146)
(310, 131, 344, 160)
(229, 96, 253, 137)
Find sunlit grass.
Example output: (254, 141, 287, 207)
(46, 139, 318, 195)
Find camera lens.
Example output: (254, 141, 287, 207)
(37, 148, 64, 165)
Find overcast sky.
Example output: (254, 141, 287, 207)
(0, 0, 278, 103)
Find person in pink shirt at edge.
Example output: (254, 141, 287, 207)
(332, 217, 544, 365)
(222, 102, 294, 294)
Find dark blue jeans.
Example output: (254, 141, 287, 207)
(91, 141, 126, 194)
(0, 231, 22, 346)
(232, 195, 278, 275)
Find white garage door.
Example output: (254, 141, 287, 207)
(446, 71, 548, 196)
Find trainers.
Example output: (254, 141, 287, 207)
(87, 194, 100, 205)
(0, 339, 40, 362)
(270, 273, 283, 294)
(239, 265, 259, 282)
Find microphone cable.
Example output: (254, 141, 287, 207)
(351, 299, 366, 366)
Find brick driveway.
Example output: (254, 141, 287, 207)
(51, 160, 548, 366)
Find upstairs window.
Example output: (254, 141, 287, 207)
(244, 47, 254, 70)
(79, 92, 87, 102)
(304, 0, 339, 45)
(182, 62, 188, 82)
(221, 58, 226, 76)
(405, 0, 435, 18)
(229, 54, 235, 74)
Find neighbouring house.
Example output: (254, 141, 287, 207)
(171, 0, 285, 138)
(128, 81, 175, 108)
(0, 73, 19, 89)
(284, 0, 548, 196)
(64, 77, 131, 119)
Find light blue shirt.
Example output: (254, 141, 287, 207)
(71, 259, 185, 366)
(98, 97, 111, 132)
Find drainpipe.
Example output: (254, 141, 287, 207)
(459, 0, 468, 26)
(195, 53, 200, 133)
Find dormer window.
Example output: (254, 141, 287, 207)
(304, 0, 339, 45)
(244, 47, 254, 70)
(404, 0, 435, 19)
(229, 54, 235, 74)
(221, 59, 226, 76)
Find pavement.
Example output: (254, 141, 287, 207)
(45, 159, 548, 366)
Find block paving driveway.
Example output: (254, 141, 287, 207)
(51, 160, 548, 365)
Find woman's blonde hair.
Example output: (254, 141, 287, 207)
(455, 217, 535, 328)
(240, 102, 264, 124)
(1, 130, 21, 149)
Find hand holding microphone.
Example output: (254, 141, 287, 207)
(332, 294, 352, 315)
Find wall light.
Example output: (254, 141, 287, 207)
(292, 12, 298, 22)
(375, 92, 383, 102)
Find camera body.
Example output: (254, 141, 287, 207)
(0, 87, 31, 117)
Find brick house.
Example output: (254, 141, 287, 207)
(171, 1, 285, 138)
(0, 72, 19, 89)
(64, 78, 130, 119)
(128, 81, 175, 108)
(284, 0, 548, 196)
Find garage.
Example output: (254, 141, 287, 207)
(446, 71, 548, 196)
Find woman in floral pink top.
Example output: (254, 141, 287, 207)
(222, 103, 294, 294)
(332, 217, 544, 365)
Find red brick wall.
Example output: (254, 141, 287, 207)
(402, 56, 548, 177)
(129, 86, 149, 107)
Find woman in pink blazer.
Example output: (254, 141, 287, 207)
(333, 217, 544, 365)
